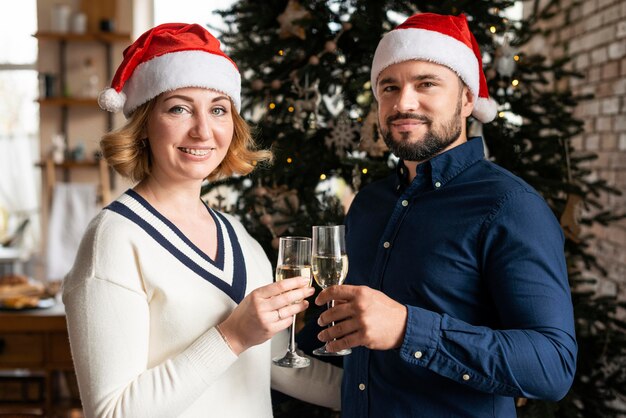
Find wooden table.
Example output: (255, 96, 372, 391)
(0, 302, 79, 417)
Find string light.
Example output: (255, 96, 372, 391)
(514, 55, 520, 61)
(278, 49, 284, 56)
(361, 168, 368, 174)
(320, 173, 327, 180)
(269, 102, 276, 109)
(288, 106, 295, 112)
(286, 157, 293, 163)
(498, 111, 506, 118)
(489, 26, 497, 33)
(511, 79, 519, 86)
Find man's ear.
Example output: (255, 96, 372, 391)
(461, 85, 475, 118)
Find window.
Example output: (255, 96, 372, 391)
(0, 0, 41, 255)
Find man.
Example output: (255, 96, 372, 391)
(316, 13, 577, 418)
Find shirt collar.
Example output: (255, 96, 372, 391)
(396, 137, 486, 190)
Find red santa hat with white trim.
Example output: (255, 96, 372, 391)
(371, 13, 498, 123)
(98, 23, 241, 118)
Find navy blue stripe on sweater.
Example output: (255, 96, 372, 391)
(213, 211, 247, 303)
(106, 200, 246, 303)
(125, 189, 225, 270)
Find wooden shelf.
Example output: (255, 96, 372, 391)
(38, 97, 99, 107)
(36, 160, 101, 169)
(34, 31, 131, 43)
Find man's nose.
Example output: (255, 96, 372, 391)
(394, 87, 419, 113)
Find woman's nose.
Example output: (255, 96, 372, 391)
(190, 113, 212, 140)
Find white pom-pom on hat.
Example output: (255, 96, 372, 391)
(97, 88, 126, 113)
(100, 23, 241, 118)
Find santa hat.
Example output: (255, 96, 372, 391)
(371, 13, 497, 123)
(98, 23, 241, 118)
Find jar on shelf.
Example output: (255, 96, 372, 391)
(78, 58, 100, 98)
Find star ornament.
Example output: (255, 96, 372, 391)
(277, 0, 311, 40)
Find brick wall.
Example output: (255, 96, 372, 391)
(538, 0, 626, 301)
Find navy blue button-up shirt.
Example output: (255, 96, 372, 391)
(341, 138, 577, 418)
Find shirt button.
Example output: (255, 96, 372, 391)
(358, 383, 366, 391)
(434, 181, 442, 188)
(414, 351, 423, 359)
(462, 374, 470, 381)
(383, 241, 390, 248)
(401, 200, 409, 207)
(399, 167, 404, 174)
(396, 185, 401, 191)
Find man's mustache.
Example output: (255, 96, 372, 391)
(386, 112, 432, 125)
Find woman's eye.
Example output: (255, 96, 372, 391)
(212, 107, 226, 116)
(169, 105, 187, 114)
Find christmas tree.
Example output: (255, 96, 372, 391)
(208, 1, 626, 417)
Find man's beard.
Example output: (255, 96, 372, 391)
(382, 96, 463, 163)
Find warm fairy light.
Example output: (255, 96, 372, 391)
(489, 26, 496, 33)
(320, 173, 327, 180)
(498, 111, 506, 118)
(287, 157, 293, 163)
(269, 102, 276, 109)
(288, 106, 295, 112)
(278, 49, 284, 56)
(512, 79, 519, 86)
(514, 55, 520, 61)
(362, 168, 368, 174)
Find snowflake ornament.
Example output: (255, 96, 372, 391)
(325, 112, 359, 157)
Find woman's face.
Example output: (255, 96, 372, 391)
(145, 87, 234, 185)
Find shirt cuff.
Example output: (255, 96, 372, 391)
(399, 305, 441, 366)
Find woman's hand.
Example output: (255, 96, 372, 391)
(218, 277, 314, 355)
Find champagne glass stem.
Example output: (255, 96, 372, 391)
(327, 300, 335, 328)
(288, 314, 297, 354)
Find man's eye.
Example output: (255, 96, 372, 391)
(382, 85, 397, 92)
(420, 82, 435, 88)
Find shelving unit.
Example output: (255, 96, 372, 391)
(35, 30, 130, 205)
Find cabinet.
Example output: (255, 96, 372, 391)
(35, 31, 130, 205)
(0, 304, 78, 417)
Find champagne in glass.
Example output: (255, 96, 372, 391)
(272, 236, 312, 368)
(312, 225, 352, 356)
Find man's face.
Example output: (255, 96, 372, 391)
(376, 60, 473, 163)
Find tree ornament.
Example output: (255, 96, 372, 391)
(276, 0, 311, 40)
(286, 72, 321, 131)
(495, 36, 517, 78)
(560, 194, 582, 243)
(322, 85, 345, 117)
(324, 40, 337, 53)
(358, 104, 388, 157)
(308, 55, 319, 65)
(251, 79, 265, 91)
(325, 112, 358, 157)
(351, 164, 362, 192)
(270, 79, 282, 90)
(253, 186, 300, 236)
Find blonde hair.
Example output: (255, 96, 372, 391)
(100, 98, 272, 183)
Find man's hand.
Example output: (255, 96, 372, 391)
(315, 285, 407, 352)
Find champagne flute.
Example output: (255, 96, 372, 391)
(272, 236, 312, 368)
(312, 225, 351, 356)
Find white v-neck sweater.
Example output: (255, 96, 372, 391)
(62, 191, 341, 418)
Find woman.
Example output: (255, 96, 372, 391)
(62, 23, 340, 418)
